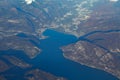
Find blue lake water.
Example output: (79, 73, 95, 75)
(0, 29, 119, 80)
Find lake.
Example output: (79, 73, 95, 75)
(0, 29, 119, 80)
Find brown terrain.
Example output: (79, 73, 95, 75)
(0, 0, 120, 80)
(62, 31, 120, 79)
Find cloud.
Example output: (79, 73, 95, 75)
(25, 0, 35, 5)
(109, 0, 119, 2)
